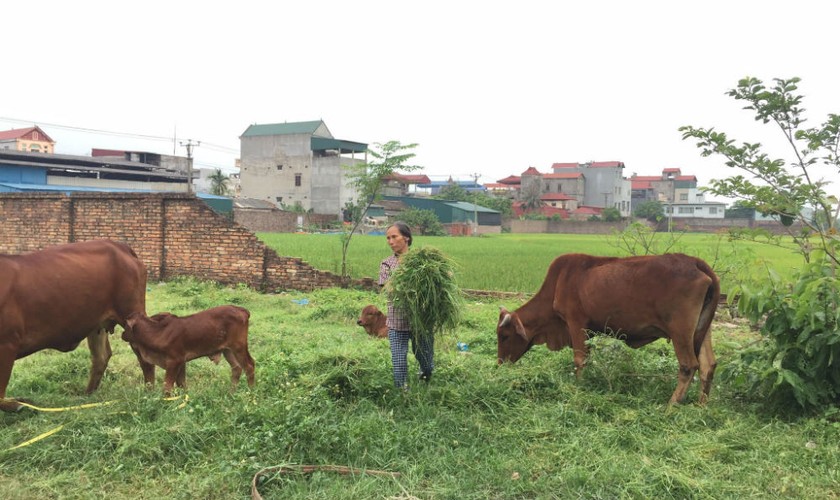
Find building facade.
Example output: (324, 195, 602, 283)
(238, 120, 367, 216)
(0, 126, 55, 153)
(631, 168, 725, 219)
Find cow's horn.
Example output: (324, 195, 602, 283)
(499, 313, 512, 327)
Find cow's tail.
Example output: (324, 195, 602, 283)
(693, 258, 720, 355)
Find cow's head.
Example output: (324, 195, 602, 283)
(357, 305, 383, 327)
(122, 312, 143, 342)
(496, 307, 531, 364)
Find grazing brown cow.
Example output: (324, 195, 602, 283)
(496, 253, 719, 405)
(123, 305, 255, 395)
(356, 304, 388, 338)
(0, 240, 147, 412)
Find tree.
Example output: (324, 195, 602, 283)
(208, 169, 230, 196)
(633, 200, 664, 222)
(341, 141, 421, 280)
(680, 77, 840, 410)
(602, 207, 621, 222)
(399, 207, 446, 236)
(435, 182, 469, 201)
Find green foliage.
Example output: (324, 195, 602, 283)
(207, 168, 230, 196)
(386, 246, 463, 339)
(432, 185, 513, 217)
(730, 260, 840, 409)
(681, 76, 840, 411)
(398, 207, 446, 236)
(634, 200, 665, 222)
(602, 207, 621, 222)
(341, 141, 421, 279)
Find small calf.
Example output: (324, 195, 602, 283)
(123, 305, 255, 395)
(357, 304, 388, 338)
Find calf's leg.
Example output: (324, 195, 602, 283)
(669, 335, 700, 405)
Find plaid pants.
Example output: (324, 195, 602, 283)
(388, 329, 434, 388)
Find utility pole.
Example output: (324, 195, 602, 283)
(180, 139, 200, 194)
(472, 172, 480, 236)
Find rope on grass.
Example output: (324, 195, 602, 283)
(251, 464, 401, 500)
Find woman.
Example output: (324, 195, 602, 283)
(378, 221, 434, 389)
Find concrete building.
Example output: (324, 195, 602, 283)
(238, 120, 367, 216)
(631, 168, 725, 219)
(551, 161, 632, 217)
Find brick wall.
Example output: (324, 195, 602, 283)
(233, 208, 338, 233)
(0, 192, 375, 292)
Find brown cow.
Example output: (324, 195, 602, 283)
(496, 253, 719, 405)
(0, 240, 147, 412)
(357, 304, 388, 338)
(123, 305, 255, 395)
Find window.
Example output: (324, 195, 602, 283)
(679, 193, 688, 201)
(678, 207, 694, 214)
(276, 196, 283, 202)
(295, 173, 302, 187)
(709, 207, 718, 215)
(33, 131, 40, 140)
(276, 165, 283, 170)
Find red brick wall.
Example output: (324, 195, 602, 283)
(0, 192, 374, 292)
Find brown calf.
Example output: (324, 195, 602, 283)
(357, 304, 388, 338)
(123, 305, 255, 395)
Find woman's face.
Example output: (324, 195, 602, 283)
(385, 226, 409, 255)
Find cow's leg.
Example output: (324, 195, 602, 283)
(175, 363, 187, 389)
(566, 321, 589, 378)
(86, 328, 112, 394)
(697, 333, 717, 405)
(163, 361, 183, 396)
(243, 349, 255, 388)
(130, 345, 156, 386)
(223, 350, 243, 389)
(0, 345, 22, 412)
(669, 336, 700, 405)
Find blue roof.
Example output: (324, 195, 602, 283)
(0, 182, 229, 201)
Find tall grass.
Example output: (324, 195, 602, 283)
(2, 279, 838, 499)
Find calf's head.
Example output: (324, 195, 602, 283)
(496, 307, 531, 364)
(357, 305, 386, 335)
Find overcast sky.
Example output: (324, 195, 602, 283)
(3, 1, 838, 202)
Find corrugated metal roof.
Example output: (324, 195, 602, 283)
(310, 136, 367, 153)
(240, 120, 325, 137)
(444, 201, 500, 214)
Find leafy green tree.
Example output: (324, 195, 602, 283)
(471, 192, 513, 216)
(342, 141, 421, 280)
(634, 200, 664, 222)
(724, 200, 756, 219)
(681, 77, 840, 410)
(399, 207, 446, 236)
(602, 207, 621, 222)
(208, 168, 230, 196)
(435, 182, 469, 201)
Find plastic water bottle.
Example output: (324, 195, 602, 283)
(456, 342, 469, 352)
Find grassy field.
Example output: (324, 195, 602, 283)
(2, 234, 835, 499)
(258, 231, 804, 294)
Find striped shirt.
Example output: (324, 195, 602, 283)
(379, 254, 411, 331)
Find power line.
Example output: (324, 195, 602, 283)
(0, 116, 239, 154)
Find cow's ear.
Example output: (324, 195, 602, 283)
(512, 314, 529, 341)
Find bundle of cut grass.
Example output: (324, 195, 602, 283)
(387, 246, 463, 340)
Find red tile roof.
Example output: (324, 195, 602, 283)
(511, 202, 569, 219)
(521, 166, 541, 175)
(0, 127, 40, 141)
(551, 162, 579, 169)
(497, 175, 521, 185)
(590, 161, 625, 168)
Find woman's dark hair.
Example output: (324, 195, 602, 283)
(388, 221, 413, 247)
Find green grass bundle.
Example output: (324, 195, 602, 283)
(387, 246, 463, 339)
